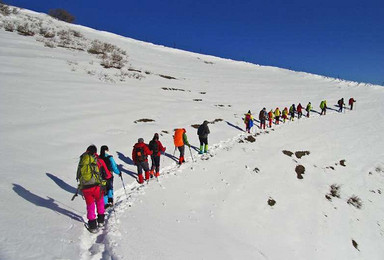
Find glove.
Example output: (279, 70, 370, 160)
(118, 172, 122, 177)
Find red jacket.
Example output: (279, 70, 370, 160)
(95, 154, 112, 179)
(297, 104, 303, 113)
(132, 142, 152, 163)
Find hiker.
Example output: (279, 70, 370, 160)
(148, 133, 166, 177)
(320, 100, 327, 115)
(274, 107, 280, 125)
(306, 102, 312, 117)
(297, 103, 303, 119)
(76, 145, 105, 232)
(349, 97, 356, 110)
(268, 110, 274, 128)
(99, 145, 121, 208)
(173, 128, 190, 165)
(259, 108, 267, 129)
(289, 104, 296, 121)
(282, 107, 288, 123)
(337, 98, 345, 112)
(197, 120, 210, 154)
(244, 110, 254, 133)
(132, 138, 152, 184)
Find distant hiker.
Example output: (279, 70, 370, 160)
(282, 107, 288, 123)
(197, 120, 210, 154)
(148, 133, 166, 177)
(244, 110, 254, 133)
(306, 102, 312, 117)
(274, 107, 281, 125)
(349, 97, 356, 110)
(100, 145, 121, 208)
(320, 100, 327, 115)
(76, 145, 105, 232)
(173, 128, 190, 165)
(259, 108, 267, 129)
(268, 110, 274, 128)
(297, 103, 303, 119)
(289, 104, 296, 121)
(132, 138, 153, 184)
(337, 98, 345, 112)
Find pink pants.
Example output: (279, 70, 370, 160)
(82, 186, 105, 221)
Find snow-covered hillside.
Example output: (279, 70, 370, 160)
(1, 6, 384, 260)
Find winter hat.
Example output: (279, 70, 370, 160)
(203, 120, 209, 124)
(153, 133, 159, 140)
(248, 110, 251, 113)
(87, 145, 97, 155)
(138, 138, 144, 143)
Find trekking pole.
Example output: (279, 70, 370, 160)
(173, 146, 176, 157)
(71, 185, 80, 201)
(188, 146, 195, 162)
(119, 174, 128, 200)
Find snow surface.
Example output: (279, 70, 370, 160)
(1, 7, 384, 260)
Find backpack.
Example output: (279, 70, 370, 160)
(259, 110, 264, 120)
(245, 114, 251, 123)
(149, 140, 159, 155)
(102, 155, 112, 171)
(135, 146, 146, 162)
(76, 153, 102, 189)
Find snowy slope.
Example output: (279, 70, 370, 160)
(0, 7, 384, 260)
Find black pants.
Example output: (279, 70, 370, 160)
(151, 155, 160, 172)
(199, 136, 208, 146)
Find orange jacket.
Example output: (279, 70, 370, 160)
(174, 128, 186, 147)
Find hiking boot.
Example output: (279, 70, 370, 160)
(155, 172, 160, 177)
(97, 214, 105, 226)
(88, 219, 98, 232)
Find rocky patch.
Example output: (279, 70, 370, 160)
(134, 118, 155, 123)
(295, 165, 305, 179)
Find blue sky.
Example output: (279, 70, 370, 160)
(5, 0, 384, 85)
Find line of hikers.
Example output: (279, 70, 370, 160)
(244, 97, 356, 132)
(75, 120, 210, 232)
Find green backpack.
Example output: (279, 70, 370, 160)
(76, 153, 102, 189)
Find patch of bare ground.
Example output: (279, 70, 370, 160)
(159, 74, 176, 80)
(325, 184, 341, 201)
(193, 99, 202, 102)
(191, 119, 223, 129)
(128, 68, 142, 73)
(161, 130, 169, 134)
(295, 165, 305, 179)
(283, 150, 293, 157)
(340, 160, 346, 166)
(199, 92, 206, 94)
(268, 198, 276, 207)
(210, 119, 223, 124)
(347, 195, 363, 209)
(134, 118, 155, 123)
(161, 87, 189, 92)
(245, 135, 256, 143)
(352, 240, 360, 251)
(295, 151, 310, 159)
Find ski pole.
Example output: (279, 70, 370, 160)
(119, 174, 128, 200)
(173, 146, 176, 157)
(188, 145, 194, 162)
(71, 185, 80, 201)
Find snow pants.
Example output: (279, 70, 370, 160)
(260, 119, 266, 129)
(151, 155, 161, 173)
(82, 185, 105, 221)
(177, 145, 185, 164)
(137, 161, 150, 182)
